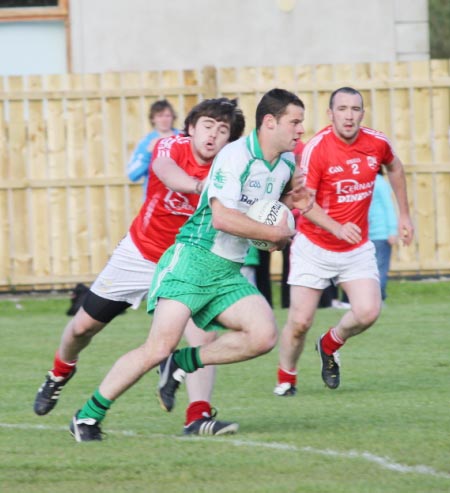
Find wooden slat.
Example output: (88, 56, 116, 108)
(277, 65, 296, 89)
(415, 173, 437, 269)
(27, 75, 47, 180)
(82, 74, 109, 271)
(102, 64, 128, 244)
(121, 72, 145, 225)
(66, 73, 86, 178)
(411, 61, 433, 163)
(296, 64, 316, 138)
(27, 75, 51, 278)
(46, 74, 69, 277)
(107, 185, 128, 249)
(67, 186, 90, 276)
(431, 60, 450, 164)
(89, 187, 108, 272)
(64, 72, 90, 276)
(0, 190, 9, 284)
(0, 75, 8, 284)
(103, 72, 123, 177)
(316, 65, 332, 129)
(238, 67, 259, 124)
(435, 173, 450, 265)
(183, 69, 200, 127)
(8, 76, 31, 280)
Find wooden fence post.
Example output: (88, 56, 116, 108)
(202, 65, 218, 99)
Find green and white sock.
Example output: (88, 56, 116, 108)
(173, 347, 204, 373)
(77, 388, 113, 422)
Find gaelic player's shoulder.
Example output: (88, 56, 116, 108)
(360, 126, 390, 143)
(172, 134, 191, 145)
(302, 126, 332, 162)
(360, 127, 395, 154)
(217, 136, 248, 158)
(156, 133, 190, 152)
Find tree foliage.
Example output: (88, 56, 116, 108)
(429, 0, 450, 58)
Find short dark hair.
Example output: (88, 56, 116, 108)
(183, 98, 245, 142)
(255, 88, 305, 130)
(329, 87, 364, 109)
(148, 99, 177, 125)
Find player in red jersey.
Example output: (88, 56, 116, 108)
(274, 87, 414, 396)
(34, 98, 245, 435)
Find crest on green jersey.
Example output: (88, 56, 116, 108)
(213, 169, 227, 189)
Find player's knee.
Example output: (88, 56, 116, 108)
(288, 314, 313, 337)
(250, 325, 278, 355)
(70, 310, 104, 338)
(354, 305, 380, 328)
(142, 338, 176, 366)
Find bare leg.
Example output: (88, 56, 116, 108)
(98, 299, 191, 400)
(34, 307, 108, 416)
(58, 308, 106, 362)
(278, 285, 322, 371)
(199, 295, 278, 365)
(336, 278, 381, 340)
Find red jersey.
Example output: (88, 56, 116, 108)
(298, 125, 395, 252)
(129, 135, 211, 262)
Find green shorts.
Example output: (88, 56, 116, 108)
(147, 243, 261, 331)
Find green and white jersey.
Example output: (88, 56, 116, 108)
(176, 129, 295, 263)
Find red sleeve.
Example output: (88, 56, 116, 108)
(301, 142, 322, 192)
(382, 139, 395, 165)
(153, 136, 182, 163)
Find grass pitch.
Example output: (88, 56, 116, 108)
(0, 280, 449, 493)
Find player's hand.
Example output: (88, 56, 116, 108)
(387, 235, 398, 246)
(290, 169, 315, 214)
(398, 216, 414, 246)
(292, 167, 306, 189)
(271, 211, 296, 251)
(292, 189, 315, 215)
(335, 222, 362, 244)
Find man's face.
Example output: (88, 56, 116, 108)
(273, 104, 305, 153)
(328, 92, 364, 144)
(153, 108, 175, 133)
(189, 116, 231, 164)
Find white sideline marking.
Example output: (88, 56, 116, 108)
(2, 422, 449, 480)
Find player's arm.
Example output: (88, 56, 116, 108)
(281, 167, 315, 213)
(384, 156, 414, 245)
(297, 200, 362, 245)
(210, 198, 294, 250)
(152, 156, 203, 194)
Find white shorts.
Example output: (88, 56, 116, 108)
(90, 233, 156, 309)
(288, 233, 379, 289)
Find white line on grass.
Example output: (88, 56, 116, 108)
(2, 422, 449, 480)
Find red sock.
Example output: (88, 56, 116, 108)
(277, 367, 297, 386)
(185, 401, 211, 426)
(52, 350, 77, 378)
(321, 328, 345, 355)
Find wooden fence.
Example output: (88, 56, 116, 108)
(0, 61, 449, 291)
